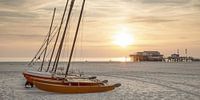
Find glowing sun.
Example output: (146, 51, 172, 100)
(113, 33, 134, 47)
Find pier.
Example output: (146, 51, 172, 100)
(164, 54, 193, 62)
(129, 51, 164, 62)
(129, 50, 200, 62)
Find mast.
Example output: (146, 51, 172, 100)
(40, 8, 56, 71)
(53, 0, 76, 73)
(46, 0, 70, 72)
(65, 0, 86, 76)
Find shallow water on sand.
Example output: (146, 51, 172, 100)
(0, 62, 200, 100)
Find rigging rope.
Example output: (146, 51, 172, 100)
(47, 0, 70, 72)
(28, 25, 58, 66)
(53, 0, 76, 73)
(40, 8, 56, 72)
(65, 0, 86, 76)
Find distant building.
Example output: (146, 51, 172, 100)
(171, 54, 180, 59)
(129, 51, 164, 62)
(166, 53, 192, 62)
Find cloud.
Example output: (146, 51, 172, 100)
(0, 0, 26, 7)
(83, 0, 200, 25)
(0, 33, 43, 38)
(191, 40, 200, 45)
(0, 33, 45, 42)
(139, 0, 190, 4)
(127, 16, 177, 23)
(0, 0, 200, 59)
(0, 10, 37, 19)
(193, 4, 200, 10)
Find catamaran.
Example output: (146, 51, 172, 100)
(23, 0, 121, 93)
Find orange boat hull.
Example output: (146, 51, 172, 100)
(34, 81, 121, 94)
(23, 71, 103, 86)
(23, 71, 54, 84)
(29, 77, 103, 86)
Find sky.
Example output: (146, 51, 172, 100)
(0, 0, 200, 61)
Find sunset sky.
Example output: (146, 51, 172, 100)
(0, 0, 200, 61)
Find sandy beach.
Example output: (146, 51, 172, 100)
(0, 62, 200, 100)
